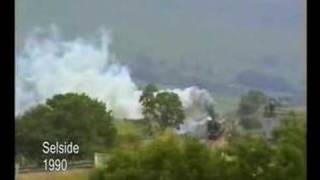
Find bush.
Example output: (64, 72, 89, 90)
(90, 113, 306, 180)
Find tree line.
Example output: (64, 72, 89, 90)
(15, 85, 305, 180)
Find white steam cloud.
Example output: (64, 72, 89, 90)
(16, 26, 215, 122)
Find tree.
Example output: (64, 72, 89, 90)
(139, 84, 185, 132)
(139, 84, 158, 120)
(153, 92, 185, 129)
(139, 84, 159, 135)
(90, 112, 306, 180)
(16, 93, 117, 163)
(238, 90, 267, 129)
(238, 90, 267, 116)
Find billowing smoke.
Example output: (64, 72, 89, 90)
(16, 26, 142, 119)
(16, 26, 215, 124)
(163, 87, 215, 122)
(168, 87, 216, 136)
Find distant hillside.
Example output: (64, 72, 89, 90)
(16, 0, 305, 104)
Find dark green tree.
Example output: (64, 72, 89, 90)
(139, 84, 158, 120)
(238, 90, 267, 129)
(139, 84, 159, 134)
(139, 84, 185, 132)
(238, 90, 268, 116)
(153, 92, 185, 130)
(16, 93, 117, 163)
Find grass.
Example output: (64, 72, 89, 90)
(17, 169, 91, 180)
(214, 95, 239, 114)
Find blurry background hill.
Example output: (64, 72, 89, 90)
(15, 0, 306, 110)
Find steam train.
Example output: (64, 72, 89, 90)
(177, 115, 224, 141)
(207, 118, 224, 140)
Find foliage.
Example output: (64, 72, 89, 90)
(268, 112, 306, 180)
(140, 84, 185, 133)
(139, 84, 159, 135)
(90, 112, 306, 180)
(238, 90, 267, 116)
(153, 92, 185, 129)
(90, 132, 212, 180)
(114, 120, 147, 149)
(139, 84, 158, 119)
(16, 93, 117, 163)
(237, 90, 267, 129)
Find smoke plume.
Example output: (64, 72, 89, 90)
(16, 26, 215, 122)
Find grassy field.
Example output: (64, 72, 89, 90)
(214, 95, 239, 114)
(17, 169, 91, 180)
